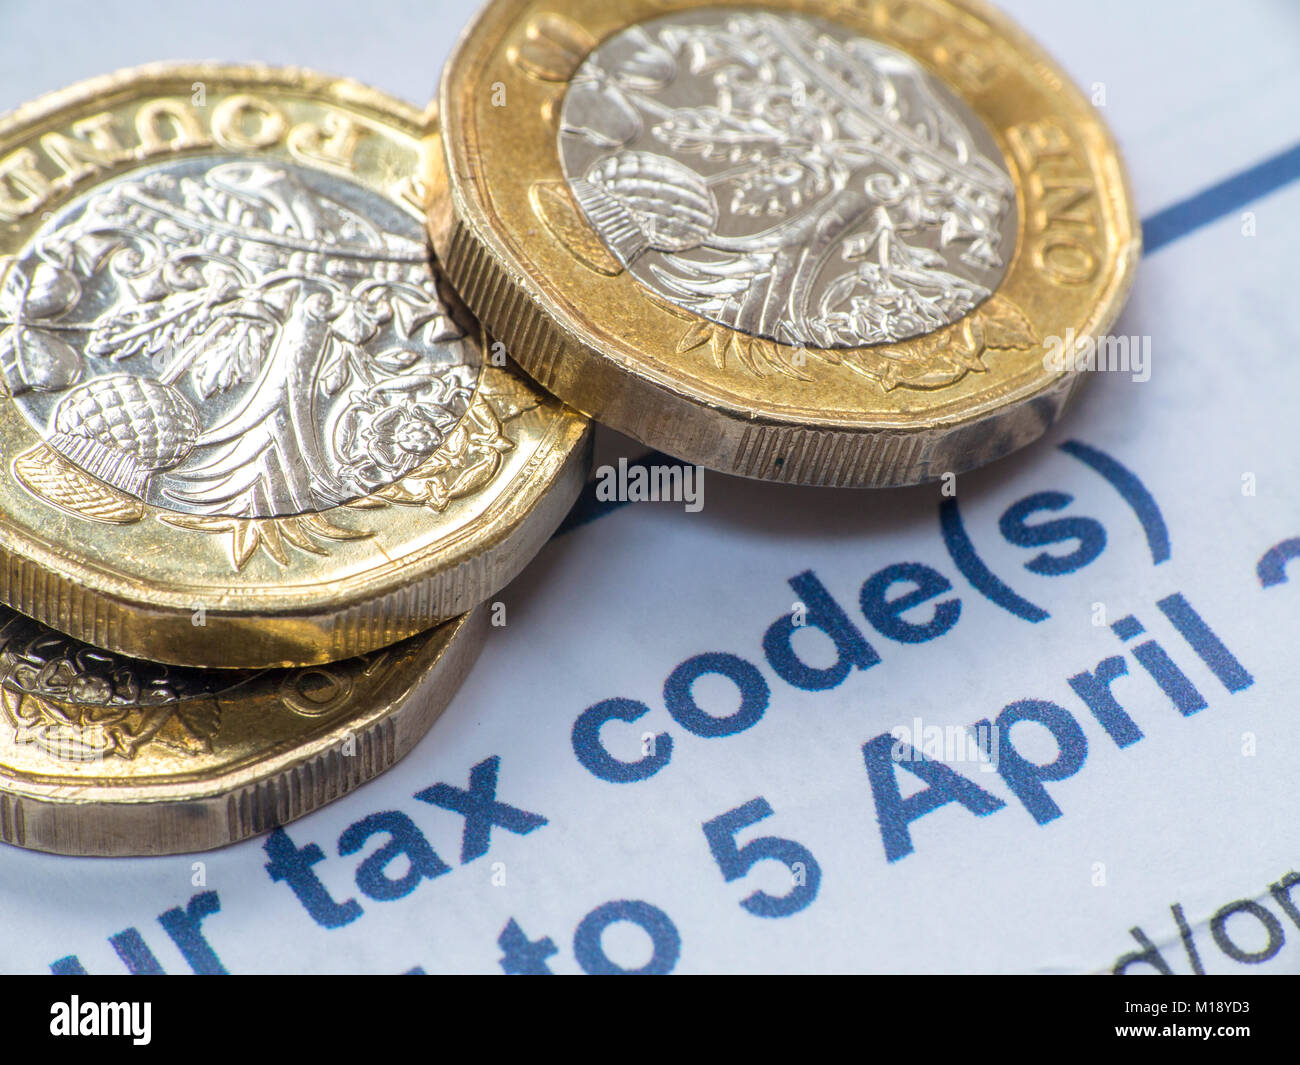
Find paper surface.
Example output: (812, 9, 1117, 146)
(0, 0, 1298, 975)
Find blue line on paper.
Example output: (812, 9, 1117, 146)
(1142, 141, 1300, 253)
(555, 450, 678, 535)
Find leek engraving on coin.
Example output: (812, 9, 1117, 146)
(558, 10, 1017, 349)
(0, 157, 481, 518)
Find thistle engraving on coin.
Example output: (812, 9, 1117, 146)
(557, 10, 1018, 351)
(0, 157, 482, 521)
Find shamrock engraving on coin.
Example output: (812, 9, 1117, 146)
(430, 0, 1139, 486)
(558, 10, 1018, 350)
(0, 65, 591, 668)
(0, 601, 487, 856)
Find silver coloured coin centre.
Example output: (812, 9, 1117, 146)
(0, 157, 480, 518)
(558, 9, 1018, 350)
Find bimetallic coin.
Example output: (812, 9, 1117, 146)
(430, 0, 1139, 486)
(0, 600, 487, 856)
(0, 64, 591, 667)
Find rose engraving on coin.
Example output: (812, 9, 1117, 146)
(0, 157, 480, 518)
(558, 10, 1017, 349)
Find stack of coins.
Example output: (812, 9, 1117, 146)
(0, 0, 1138, 855)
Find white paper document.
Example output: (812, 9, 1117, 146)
(0, 0, 1297, 974)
